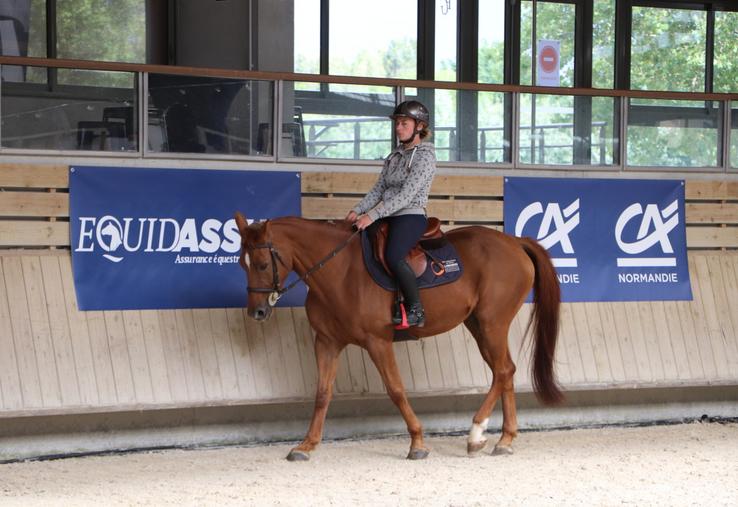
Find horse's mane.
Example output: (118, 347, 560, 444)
(269, 216, 356, 242)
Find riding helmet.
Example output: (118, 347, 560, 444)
(389, 100, 430, 125)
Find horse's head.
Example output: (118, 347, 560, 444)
(235, 212, 293, 321)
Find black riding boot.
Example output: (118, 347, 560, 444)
(392, 260, 425, 327)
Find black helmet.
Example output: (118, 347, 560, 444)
(389, 100, 430, 126)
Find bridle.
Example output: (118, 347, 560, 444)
(245, 225, 360, 307)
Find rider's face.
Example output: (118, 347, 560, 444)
(394, 116, 417, 142)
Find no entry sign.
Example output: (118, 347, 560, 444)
(536, 39, 560, 87)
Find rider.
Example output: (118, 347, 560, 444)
(346, 100, 437, 327)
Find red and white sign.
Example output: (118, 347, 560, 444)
(536, 39, 560, 87)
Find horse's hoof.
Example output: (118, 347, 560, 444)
(407, 448, 430, 460)
(286, 449, 310, 462)
(491, 445, 513, 456)
(467, 438, 488, 456)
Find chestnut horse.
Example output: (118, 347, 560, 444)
(234, 213, 563, 461)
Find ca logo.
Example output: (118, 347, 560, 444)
(615, 200, 678, 267)
(515, 199, 580, 267)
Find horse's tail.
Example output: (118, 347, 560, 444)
(519, 237, 564, 405)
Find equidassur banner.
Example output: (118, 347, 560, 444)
(504, 177, 692, 302)
(70, 166, 304, 310)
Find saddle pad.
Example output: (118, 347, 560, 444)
(361, 231, 463, 291)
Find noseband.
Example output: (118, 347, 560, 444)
(246, 242, 288, 306)
(245, 227, 360, 307)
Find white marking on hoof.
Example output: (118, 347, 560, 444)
(467, 417, 489, 446)
(467, 438, 488, 455)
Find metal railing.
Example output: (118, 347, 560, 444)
(303, 117, 610, 165)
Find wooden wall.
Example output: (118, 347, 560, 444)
(0, 164, 736, 417)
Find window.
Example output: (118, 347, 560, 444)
(1, 67, 138, 152)
(329, 0, 416, 79)
(630, 6, 706, 92)
(520, 0, 576, 87)
(147, 74, 272, 157)
(592, 0, 615, 89)
(57, 0, 145, 63)
(714, 10, 738, 94)
(0, 0, 46, 82)
(478, 0, 505, 84)
(288, 82, 394, 160)
(627, 99, 721, 167)
(294, 0, 320, 76)
(436, 0, 457, 82)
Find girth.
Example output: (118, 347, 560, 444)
(373, 216, 445, 277)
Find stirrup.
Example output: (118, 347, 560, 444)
(394, 302, 409, 330)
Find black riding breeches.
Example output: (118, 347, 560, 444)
(382, 214, 428, 271)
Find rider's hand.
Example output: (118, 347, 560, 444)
(354, 214, 374, 231)
(345, 210, 358, 222)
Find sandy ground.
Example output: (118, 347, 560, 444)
(1, 422, 736, 506)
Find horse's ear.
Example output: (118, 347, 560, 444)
(234, 212, 249, 237)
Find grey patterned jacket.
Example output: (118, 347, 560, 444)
(352, 142, 436, 221)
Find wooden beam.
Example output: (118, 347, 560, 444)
(0, 192, 69, 218)
(0, 164, 69, 189)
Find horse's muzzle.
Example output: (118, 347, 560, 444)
(248, 305, 272, 321)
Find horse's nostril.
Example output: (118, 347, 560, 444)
(254, 308, 266, 320)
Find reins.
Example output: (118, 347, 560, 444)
(247, 225, 361, 306)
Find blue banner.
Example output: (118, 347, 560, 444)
(504, 177, 692, 302)
(70, 166, 305, 310)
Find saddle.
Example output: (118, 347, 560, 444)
(372, 217, 446, 277)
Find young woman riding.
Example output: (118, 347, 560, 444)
(346, 100, 437, 327)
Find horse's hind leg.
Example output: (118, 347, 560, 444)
(287, 333, 344, 462)
(464, 315, 518, 456)
(365, 339, 429, 460)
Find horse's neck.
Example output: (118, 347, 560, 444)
(276, 218, 361, 297)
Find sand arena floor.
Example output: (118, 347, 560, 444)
(1, 421, 736, 506)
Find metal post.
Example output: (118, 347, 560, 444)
(512, 92, 520, 168)
(620, 96, 628, 170)
(530, 0, 537, 164)
(354, 122, 360, 160)
(274, 80, 283, 161)
(722, 99, 731, 171)
(140, 72, 147, 156)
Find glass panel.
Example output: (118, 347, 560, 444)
(436, 0, 456, 81)
(730, 106, 738, 169)
(1, 67, 137, 151)
(56, 0, 145, 63)
(478, 0, 505, 84)
(714, 11, 738, 94)
(294, 0, 320, 91)
(283, 82, 393, 160)
(147, 74, 272, 156)
(592, 0, 615, 89)
(406, 88, 509, 163)
(627, 99, 721, 167)
(520, 1, 576, 87)
(519, 94, 618, 166)
(631, 7, 706, 92)
(478, 91, 509, 163)
(0, 0, 46, 83)
(329, 0, 416, 79)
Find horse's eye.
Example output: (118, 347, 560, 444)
(256, 263, 268, 271)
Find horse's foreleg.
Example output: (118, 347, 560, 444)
(366, 339, 429, 460)
(287, 334, 343, 462)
